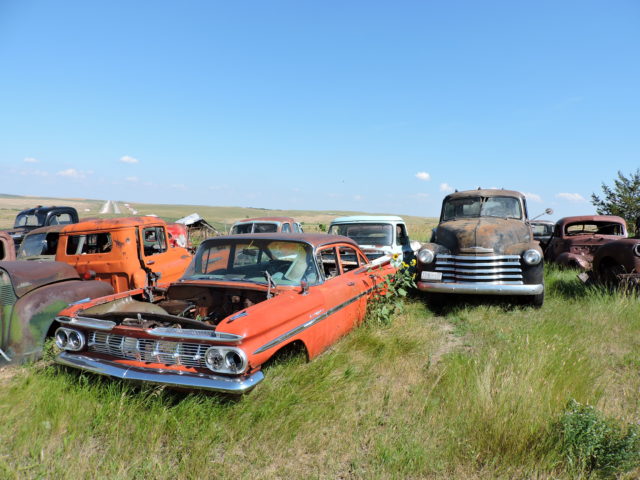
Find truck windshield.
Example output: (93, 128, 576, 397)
(328, 223, 394, 246)
(18, 233, 57, 257)
(442, 196, 523, 221)
(14, 213, 45, 228)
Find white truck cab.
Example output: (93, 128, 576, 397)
(328, 215, 420, 262)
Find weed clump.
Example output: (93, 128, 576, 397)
(556, 399, 640, 477)
(366, 258, 416, 326)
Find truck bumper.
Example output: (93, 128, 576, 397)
(417, 282, 543, 296)
(56, 352, 264, 394)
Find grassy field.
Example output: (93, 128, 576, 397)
(0, 194, 438, 241)
(0, 268, 638, 479)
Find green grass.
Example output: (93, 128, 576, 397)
(0, 269, 639, 478)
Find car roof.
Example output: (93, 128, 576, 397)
(444, 189, 525, 200)
(200, 232, 358, 249)
(60, 216, 167, 233)
(17, 205, 76, 215)
(232, 217, 296, 224)
(330, 215, 404, 223)
(556, 215, 627, 227)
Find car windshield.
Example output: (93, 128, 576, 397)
(328, 223, 393, 246)
(14, 213, 45, 228)
(17, 233, 58, 257)
(230, 222, 278, 234)
(565, 222, 625, 236)
(442, 196, 523, 221)
(184, 239, 320, 286)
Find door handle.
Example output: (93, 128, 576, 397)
(346, 281, 355, 286)
(146, 260, 155, 265)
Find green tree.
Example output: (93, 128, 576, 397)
(591, 169, 640, 235)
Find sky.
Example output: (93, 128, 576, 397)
(0, 1, 638, 221)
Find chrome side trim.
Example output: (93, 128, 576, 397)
(146, 328, 243, 343)
(417, 282, 543, 295)
(56, 316, 116, 331)
(253, 286, 374, 355)
(56, 352, 264, 394)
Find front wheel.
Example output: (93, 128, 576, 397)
(526, 290, 544, 308)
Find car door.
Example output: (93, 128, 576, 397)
(140, 226, 191, 284)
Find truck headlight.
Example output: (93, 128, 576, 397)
(417, 248, 435, 264)
(633, 244, 640, 257)
(204, 347, 247, 374)
(522, 249, 542, 265)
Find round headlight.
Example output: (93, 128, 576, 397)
(54, 329, 68, 349)
(417, 248, 435, 264)
(633, 243, 640, 257)
(225, 351, 245, 373)
(522, 249, 542, 265)
(66, 330, 85, 351)
(204, 348, 224, 371)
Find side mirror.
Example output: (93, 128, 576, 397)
(545, 208, 553, 215)
(300, 280, 309, 295)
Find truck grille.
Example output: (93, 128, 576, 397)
(435, 254, 523, 284)
(87, 332, 208, 368)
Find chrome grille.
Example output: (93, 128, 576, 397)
(435, 254, 523, 284)
(88, 332, 209, 368)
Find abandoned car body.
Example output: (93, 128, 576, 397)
(0, 261, 113, 364)
(328, 215, 421, 261)
(416, 189, 544, 306)
(589, 238, 640, 286)
(54, 234, 393, 394)
(55, 217, 193, 293)
(230, 217, 303, 234)
(545, 215, 627, 270)
(5, 205, 79, 250)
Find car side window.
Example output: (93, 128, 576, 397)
(66, 233, 113, 255)
(50, 213, 73, 225)
(396, 224, 408, 245)
(293, 223, 302, 233)
(282, 223, 291, 233)
(143, 227, 167, 256)
(317, 247, 338, 279)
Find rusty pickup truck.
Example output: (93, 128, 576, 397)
(54, 217, 193, 293)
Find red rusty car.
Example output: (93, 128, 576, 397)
(53, 234, 393, 394)
(590, 237, 640, 285)
(545, 215, 627, 270)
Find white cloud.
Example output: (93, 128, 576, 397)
(120, 155, 139, 164)
(524, 192, 542, 203)
(23, 157, 38, 163)
(415, 171, 431, 181)
(556, 192, 586, 203)
(56, 168, 85, 179)
(440, 183, 454, 193)
(125, 176, 138, 183)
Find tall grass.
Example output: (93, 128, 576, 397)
(0, 269, 638, 478)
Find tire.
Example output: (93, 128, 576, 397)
(526, 290, 544, 308)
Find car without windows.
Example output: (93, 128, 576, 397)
(53, 233, 394, 394)
(545, 215, 627, 270)
(416, 189, 545, 307)
(230, 217, 303, 234)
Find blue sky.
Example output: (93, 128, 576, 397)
(0, 1, 638, 220)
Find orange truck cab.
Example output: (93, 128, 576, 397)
(55, 217, 193, 293)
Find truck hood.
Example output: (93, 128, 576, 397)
(435, 218, 532, 254)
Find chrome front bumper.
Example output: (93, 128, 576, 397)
(417, 281, 543, 296)
(56, 352, 264, 394)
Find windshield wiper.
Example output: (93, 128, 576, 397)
(264, 271, 276, 299)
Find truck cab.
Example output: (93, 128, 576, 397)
(328, 215, 420, 261)
(6, 205, 79, 249)
(54, 217, 193, 292)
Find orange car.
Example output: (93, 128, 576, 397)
(53, 233, 394, 394)
(55, 217, 192, 293)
